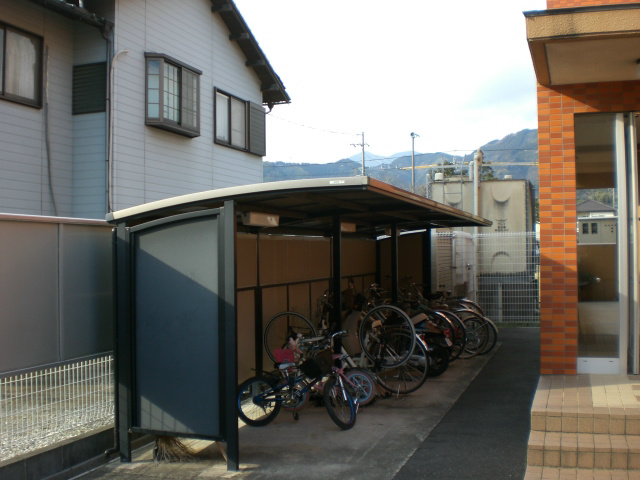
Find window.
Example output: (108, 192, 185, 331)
(215, 88, 266, 156)
(0, 23, 43, 107)
(496, 219, 507, 232)
(582, 222, 589, 234)
(145, 53, 200, 137)
(591, 223, 598, 234)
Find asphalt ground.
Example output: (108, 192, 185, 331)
(77, 327, 540, 480)
(394, 326, 540, 480)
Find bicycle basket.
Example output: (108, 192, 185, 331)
(299, 348, 334, 378)
(273, 348, 296, 364)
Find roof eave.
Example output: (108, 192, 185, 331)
(211, 0, 290, 108)
(25, 0, 107, 28)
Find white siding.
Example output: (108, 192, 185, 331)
(73, 114, 107, 217)
(111, 0, 265, 210)
(0, 1, 75, 215)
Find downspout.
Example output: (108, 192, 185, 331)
(107, 46, 129, 212)
(43, 45, 59, 216)
(472, 148, 483, 302)
(101, 23, 113, 213)
(100, 21, 121, 459)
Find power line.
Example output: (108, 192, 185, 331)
(266, 112, 356, 136)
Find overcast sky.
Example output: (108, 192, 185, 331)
(233, 0, 547, 165)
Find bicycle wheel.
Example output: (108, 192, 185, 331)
(281, 381, 310, 411)
(459, 298, 485, 316)
(344, 367, 376, 407)
(478, 316, 499, 355)
(457, 310, 489, 359)
(426, 344, 450, 377)
(323, 375, 357, 430)
(237, 376, 281, 426)
(435, 310, 467, 362)
(264, 312, 316, 363)
(377, 335, 428, 395)
(359, 305, 416, 368)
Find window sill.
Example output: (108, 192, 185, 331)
(146, 121, 200, 138)
(214, 139, 263, 156)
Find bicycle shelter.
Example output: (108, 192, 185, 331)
(106, 176, 491, 471)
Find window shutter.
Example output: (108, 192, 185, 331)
(73, 62, 106, 115)
(248, 102, 266, 156)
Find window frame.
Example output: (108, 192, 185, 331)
(214, 88, 247, 150)
(144, 52, 201, 138)
(0, 22, 43, 108)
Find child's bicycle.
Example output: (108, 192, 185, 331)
(237, 331, 359, 430)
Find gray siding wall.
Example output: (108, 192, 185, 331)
(111, 0, 265, 211)
(0, 0, 74, 216)
(72, 23, 108, 218)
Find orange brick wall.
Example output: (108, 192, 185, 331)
(538, 81, 640, 374)
(548, 0, 639, 8)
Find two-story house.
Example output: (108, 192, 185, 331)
(0, 0, 289, 219)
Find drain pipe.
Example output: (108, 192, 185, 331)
(472, 148, 483, 302)
(106, 48, 128, 212)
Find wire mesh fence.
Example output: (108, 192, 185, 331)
(0, 355, 114, 462)
(475, 231, 539, 324)
(432, 230, 540, 324)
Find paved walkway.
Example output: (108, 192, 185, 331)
(76, 327, 540, 480)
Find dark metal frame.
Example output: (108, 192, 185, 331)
(114, 204, 238, 470)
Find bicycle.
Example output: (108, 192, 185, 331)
(238, 331, 358, 430)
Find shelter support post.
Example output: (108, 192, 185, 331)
(115, 224, 132, 462)
(422, 229, 432, 294)
(222, 200, 239, 471)
(390, 223, 399, 304)
(331, 215, 342, 352)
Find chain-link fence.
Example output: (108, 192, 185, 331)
(0, 355, 114, 462)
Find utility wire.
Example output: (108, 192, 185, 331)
(266, 112, 356, 136)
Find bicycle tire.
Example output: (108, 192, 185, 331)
(459, 298, 485, 316)
(435, 309, 467, 362)
(323, 375, 357, 430)
(426, 344, 450, 377)
(358, 305, 416, 368)
(456, 310, 489, 359)
(263, 312, 316, 363)
(237, 376, 281, 427)
(377, 335, 429, 395)
(478, 316, 499, 355)
(344, 367, 376, 407)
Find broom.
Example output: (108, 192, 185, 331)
(152, 435, 195, 462)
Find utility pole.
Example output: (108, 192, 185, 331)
(411, 132, 420, 192)
(351, 132, 368, 176)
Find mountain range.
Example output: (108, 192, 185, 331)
(264, 129, 539, 195)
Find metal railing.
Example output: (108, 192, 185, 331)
(0, 355, 114, 462)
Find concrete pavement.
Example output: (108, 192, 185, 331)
(76, 327, 539, 480)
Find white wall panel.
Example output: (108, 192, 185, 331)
(110, 0, 265, 211)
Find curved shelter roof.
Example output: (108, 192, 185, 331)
(106, 177, 491, 235)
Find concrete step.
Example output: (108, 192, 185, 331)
(527, 431, 640, 470)
(531, 408, 640, 435)
(524, 466, 640, 479)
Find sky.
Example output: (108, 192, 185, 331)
(233, 0, 548, 165)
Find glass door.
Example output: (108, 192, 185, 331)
(627, 114, 639, 375)
(575, 113, 633, 374)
